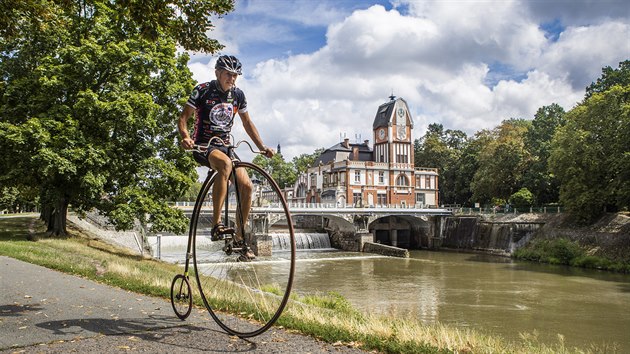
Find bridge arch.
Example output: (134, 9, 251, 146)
(369, 215, 434, 249)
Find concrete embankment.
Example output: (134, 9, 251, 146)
(362, 242, 409, 258)
(440, 215, 545, 255)
(442, 212, 630, 261)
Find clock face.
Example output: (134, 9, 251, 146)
(378, 128, 386, 140)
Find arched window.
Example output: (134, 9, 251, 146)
(396, 174, 409, 186)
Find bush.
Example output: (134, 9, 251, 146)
(509, 188, 535, 209)
(513, 238, 630, 273)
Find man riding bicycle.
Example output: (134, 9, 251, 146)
(177, 55, 274, 260)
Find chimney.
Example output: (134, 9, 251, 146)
(364, 139, 369, 146)
(343, 138, 350, 148)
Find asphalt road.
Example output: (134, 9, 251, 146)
(0, 256, 367, 353)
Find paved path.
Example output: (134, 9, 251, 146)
(0, 256, 366, 353)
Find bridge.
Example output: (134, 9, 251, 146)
(174, 203, 453, 252)
(174, 203, 452, 230)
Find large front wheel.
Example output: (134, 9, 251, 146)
(192, 162, 296, 337)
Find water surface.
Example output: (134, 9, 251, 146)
(289, 250, 630, 351)
(161, 236, 630, 351)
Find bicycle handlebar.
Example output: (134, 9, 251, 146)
(186, 136, 266, 155)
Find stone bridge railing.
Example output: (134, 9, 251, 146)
(175, 203, 452, 232)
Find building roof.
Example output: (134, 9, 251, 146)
(372, 98, 396, 129)
(372, 96, 413, 129)
(313, 139, 373, 166)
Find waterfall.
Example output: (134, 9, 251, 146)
(271, 232, 332, 250)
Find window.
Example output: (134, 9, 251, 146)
(354, 170, 361, 183)
(425, 176, 431, 189)
(416, 193, 425, 205)
(353, 192, 362, 205)
(378, 171, 384, 184)
(377, 194, 387, 205)
(396, 174, 409, 186)
(310, 174, 316, 187)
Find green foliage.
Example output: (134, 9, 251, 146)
(0, 186, 39, 213)
(0, 0, 221, 234)
(0, 0, 233, 53)
(414, 123, 469, 205)
(510, 188, 535, 209)
(292, 148, 325, 173)
(470, 119, 532, 204)
(585, 60, 630, 99)
(253, 153, 297, 189)
(522, 104, 566, 204)
(513, 238, 630, 273)
(549, 63, 630, 224)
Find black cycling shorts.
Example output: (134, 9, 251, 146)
(192, 144, 237, 168)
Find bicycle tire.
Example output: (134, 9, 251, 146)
(170, 274, 193, 320)
(192, 162, 296, 337)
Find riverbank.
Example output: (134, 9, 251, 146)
(1, 215, 617, 353)
(483, 212, 630, 272)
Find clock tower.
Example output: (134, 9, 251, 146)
(372, 96, 413, 164)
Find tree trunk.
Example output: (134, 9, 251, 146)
(47, 196, 69, 237)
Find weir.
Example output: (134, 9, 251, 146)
(439, 217, 544, 254)
(271, 232, 332, 250)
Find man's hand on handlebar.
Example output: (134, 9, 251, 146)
(261, 146, 274, 158)
(181, 137, 195, 150)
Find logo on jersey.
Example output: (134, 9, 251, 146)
(190, 88, 200, 100)
(210, 103, 234, 131)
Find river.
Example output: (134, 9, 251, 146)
(288, 249, 630, 351)
(158, 237, 630, 351)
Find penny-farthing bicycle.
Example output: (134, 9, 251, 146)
(170, 137, 296, 338)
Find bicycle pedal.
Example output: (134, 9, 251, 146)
(237, 254, 254, 262)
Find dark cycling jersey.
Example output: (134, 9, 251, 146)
(186, 80, 248, 145)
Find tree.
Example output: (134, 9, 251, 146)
(550, 82, 630, 223)
(585, 60, 630, 99)
(253, 154, 297, 189)
(470, 119, 532, 205)
(0, 0, 233, 53)
(414, 123, 468, 205)
(450, 130, 493, 206)
(522, 104, 566, 204)
(0, 1, 232, 235)
(292, 148, 325, 174)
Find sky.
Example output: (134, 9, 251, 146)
(185, 0, 630, 162)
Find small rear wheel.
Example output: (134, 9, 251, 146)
(170, 274, 192, 320)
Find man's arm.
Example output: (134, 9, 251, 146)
(239, 111, 274, 158)
(178, 105, 195, 149)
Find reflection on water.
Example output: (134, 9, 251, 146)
(165, 242, 630, 351)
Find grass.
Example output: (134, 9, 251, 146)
(0, 215, 621, 354)
(512, 238, 630, 273)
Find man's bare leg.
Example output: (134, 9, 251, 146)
(208, 150, 233, 239)
(234, 167, 255, 259)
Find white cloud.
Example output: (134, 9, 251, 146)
(538, 21, 630, 89)
(185, 0, 630, 162)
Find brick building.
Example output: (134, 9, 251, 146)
(290, 96, 439, 208)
